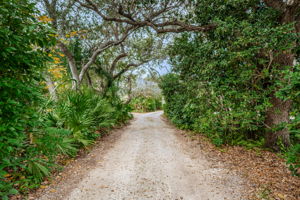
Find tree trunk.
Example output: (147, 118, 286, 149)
(86, 71, 93, 88)
(264, 50, 294, 150)
(265, 95, 291, 149)
(69, 62, 80, 89)
(263, 3, 298, 150)
(58, 42, 80, 89)
(103, 78, 114, 96)
(125, 76, 133, 104)
(44, 73, 57, 101)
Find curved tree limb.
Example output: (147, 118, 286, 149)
(76, 0, 216, 33)
(78, 25, 136, 84)
(110, 53, 128, 73)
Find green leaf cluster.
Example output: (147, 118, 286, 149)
(0, 1, 133, 198)
(0, 0, 55, 198)
(130, 96, 162, 112)
(160, 0, 300, 173)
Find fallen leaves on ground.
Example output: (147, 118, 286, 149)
(184, 131, 300, 200)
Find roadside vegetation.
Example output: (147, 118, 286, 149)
(159, 1, 300, 177)
(0, 1, 131, 198)
(128, 76, 162, 112)
(1, 0, 299, 199)
(130, 96, 162, 112)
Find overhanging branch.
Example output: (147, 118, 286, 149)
(110, 53, 128, 73)
(76, 0, 216, 33)
(78, 25, 136, 83)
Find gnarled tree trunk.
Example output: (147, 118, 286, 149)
(265, 95, 292, 149)
(86, 71, 93, 88)
(264, 51, 294, 150)
(263, 0, 299, 150)
(44, 73, 57, 101)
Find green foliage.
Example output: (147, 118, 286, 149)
(47, 88, 124, 146)
(99, 85, 133, 124)
(285, 144, 300, 176)
(130, 96, 162, 112)
(160, 0, 299, 174)
(0, 0, 55, 198)
(0, 1, 133, 198)
(285, 113, 300, 176)
(1, 86, 133, 198)
(0, 182, 18, 200)
(109, 97, 133, 123)
(27, 159, 50, 182)
(36, 127, 77, 157)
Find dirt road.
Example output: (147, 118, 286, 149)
(38, 111, 245, 200)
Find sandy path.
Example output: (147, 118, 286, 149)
(38, 111, 245, 200)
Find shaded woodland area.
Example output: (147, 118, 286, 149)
(0, 0, 299, 199)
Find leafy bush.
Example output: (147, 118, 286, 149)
(286, 144, 300, 176)
(285, 114, 300, 176)
(110, 97, 133, 123)
(0, 0, 55, 198)
(46, 89, 116, 146)
(0, 1, 133, 197)
(130, 96, 162, 112)
(159, 0, 300, 174)
(36, 127, 77, 157)
(1, 86, 133, 198)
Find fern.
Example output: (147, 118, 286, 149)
(26, 159, 50, 182)
(57, 138, 78, 157)
(36, 127, 78, 158)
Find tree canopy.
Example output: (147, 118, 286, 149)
(1, 0, 300, 199)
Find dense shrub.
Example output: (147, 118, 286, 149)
(286, 113, 300, 176)
(0, 1, 133, 198)
(130, 96, 162, 112)
(0, 0, 55, 198)
(159, 73, 265, 146)
(160, 0, 300, 174)
(1, 86, 133, 198)
(47, 89, 116, 146)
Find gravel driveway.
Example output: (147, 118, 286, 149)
(38, 111, 245, 200)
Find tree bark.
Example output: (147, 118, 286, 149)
(263, 0, 299, 150)
(44, 73, 57, 101)
(86, 71, 93, 88)
(103, 77, 114, 95)
(264, 50, 294, 150)
(264, 52, 294, 149)
(58, 42, 80, 89)
(125, 76, 133, 104)
(265, 95, 292, 149)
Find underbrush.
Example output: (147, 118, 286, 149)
(130, 96, 162, 112)
(160, 73, 300, 176)
(0, 88, 132, 199)
(180, 129, 300, 200)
